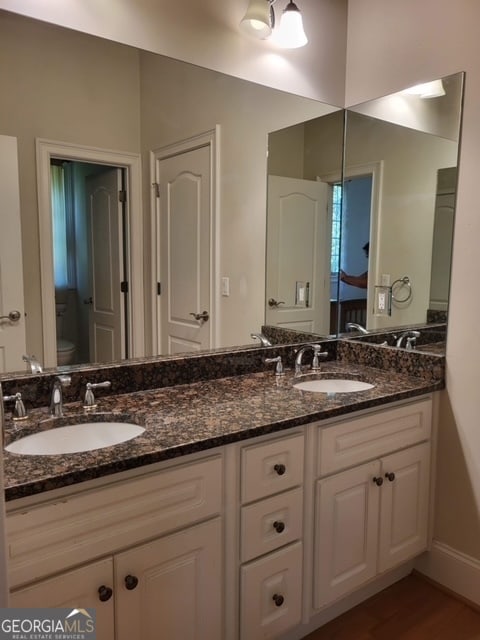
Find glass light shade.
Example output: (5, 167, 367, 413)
(272, 1, 308, 49)
(240, 0, 272, 39)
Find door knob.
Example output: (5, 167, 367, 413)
(189, 311, 209, 322)
(268, 298, 285, 308)
(83, 297, 93, 305)
(0, 310, 21, 322)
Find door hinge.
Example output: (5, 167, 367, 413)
(152, 182, 160, 198)
(120, 281, 129, 293)
(118, 189, 127, 203)
(157, 282, 161, 295)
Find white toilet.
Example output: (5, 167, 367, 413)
(56, 301, 77, 365)
(56, 337, 76, 366)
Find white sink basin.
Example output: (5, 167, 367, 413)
(5, 421, 145, 456)
(293, 378, 374, 394)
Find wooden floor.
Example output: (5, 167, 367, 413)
(303, 573, 480, 640)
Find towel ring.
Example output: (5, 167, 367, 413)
(391, 276, 412, 303)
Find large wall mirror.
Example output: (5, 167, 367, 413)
(0, 8, 464, 376)
(0, 9, 339, 375)
(266, 72, 464, 341)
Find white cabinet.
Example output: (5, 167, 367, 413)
(239, 433, 304, 640)
(10, 558, 115, 639)
(314, 400, 432, 609)
(115, 518, 222, 640)
(9, 455, 223, 640)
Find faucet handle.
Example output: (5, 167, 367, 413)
(3, 392, 27, 421)
(311, 345, 328, 370)
(84, 380, 112, 408)
(265, 356, 284, 377)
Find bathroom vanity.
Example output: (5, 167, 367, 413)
(1, 341, 441, 640)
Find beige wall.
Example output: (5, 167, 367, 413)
(139, 52, 337, 348)
(0, 12, 141, 361)
(346, 0, 480, 561)
(0, 0, 348, 105)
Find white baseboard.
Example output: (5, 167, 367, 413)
(415, 541, 480, 607)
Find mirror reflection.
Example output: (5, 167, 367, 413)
(0, 9, 338, 375)
(265, 72, 464, 343)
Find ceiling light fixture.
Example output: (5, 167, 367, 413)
(239, 0, 273, 39)
(240, 0, 308, 49)
(403, 79, 446, 99)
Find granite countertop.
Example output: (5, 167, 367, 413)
(3, 361, 441, 501)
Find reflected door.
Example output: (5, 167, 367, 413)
(0, 135, 27, 372)
(266, 176, 330, 335)
(156, 145, 211, 355)
(86, 168, 125, 363)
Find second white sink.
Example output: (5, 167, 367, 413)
(5, 421, 145, 456)
(293, 378, 374, 394)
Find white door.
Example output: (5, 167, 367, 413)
(378, 443, 430, 573)
(0, 135, 27, 373)
(10, 558, 115, 639)
(86, 169, 125, 363)
(115, 519, 222, 640)
(314, 461, 380, 608)
(266, 176, 330, 335)
(155, 145, 211, 355)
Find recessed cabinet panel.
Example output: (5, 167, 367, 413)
(241, 542, 303, 640)
(115, 518, 222, 640)
(318, 399, 432, 476)
(10, 557, 115, 640)
(241, 487, 303, 563)
(378, 442, 431, 573)
(314, 461, 380, 609)
(241, 433, 304, 503)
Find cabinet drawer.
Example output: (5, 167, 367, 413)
(241, 487, 303, 563)
(7, 455, 222, 588)
(318, 399, 432, 476)
(240, 542, 303, 640)
(241, 433, 304, 503)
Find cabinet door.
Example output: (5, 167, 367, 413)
(378, 442, 431, 573)
(314, 460, 381, 609)
(10, 558, 114, 640)
(115, 518, 222, 640)
(240, 541, 303, 640)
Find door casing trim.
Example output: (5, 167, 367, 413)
(36, 138, 145, 368)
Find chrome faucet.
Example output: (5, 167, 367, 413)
(83, 380, 112, 409)
(264, 356, 284, 376)
(22, 354, 43, 374)
(1, 386, 27, 446)
(50, 375, 71, 417)
(345, 322, 369, 335)
(295, 344, 328, 375)
(395, 330, 420, 349)
(251, 332, 272, 347)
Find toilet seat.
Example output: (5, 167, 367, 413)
(56, 338, 76, 365)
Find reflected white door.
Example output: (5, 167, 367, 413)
(266, 176, 330, 334)
(155, 145, 211, 355)
(0, 135, 27, 372)
(86, 168, 125, 363)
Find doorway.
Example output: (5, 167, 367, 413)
(51, 160, 128, 365)
(331, 174, 373, 333)
(36, 139, 144, 368)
